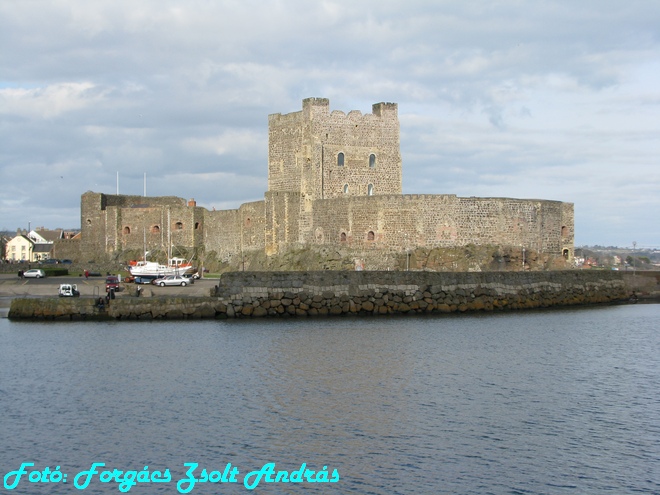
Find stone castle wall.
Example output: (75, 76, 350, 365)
(202, 200, 269, 262)
(53, 238, 81, 261)
(80, 191, 200, 258)
(304, 194, 572, 255)
(265, 192, 301, 256)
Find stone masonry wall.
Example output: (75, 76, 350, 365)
(306, 194, 573, 256)
(203, 209, 241, 262)
(77, 190, 573, 263)
(81, 191, 197, 258)
(215, 270, 627, 318)
(265, 191, 301, 255)
(53, 238, 81, 260)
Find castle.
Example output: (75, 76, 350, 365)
(73, 98, 574, 270)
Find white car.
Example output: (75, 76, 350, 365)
(23, 269, 46, 278)
(58, 284, 80, 297)
(153, 275, 190, 287)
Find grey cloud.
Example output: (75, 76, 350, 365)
(1, 0, 658, 246)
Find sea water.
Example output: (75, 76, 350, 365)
(1, 304, 658, 494)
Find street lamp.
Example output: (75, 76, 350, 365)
(632, 241, 637, 281)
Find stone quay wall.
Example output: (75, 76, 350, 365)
(8, 271, 629, 320)
(215, 270, 627, 317)
(8, 297, 220, 321)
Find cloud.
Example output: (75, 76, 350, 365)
(181, 129, 265, 157)
(0, 0, 659, 247)
(0, 82, 109, 119)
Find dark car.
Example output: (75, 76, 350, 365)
(105, 276, 120, 292)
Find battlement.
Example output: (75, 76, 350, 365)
(302, 97, 330, 118)
(372, 102, 398, 117)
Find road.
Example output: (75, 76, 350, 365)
(0, 274, 217, 300)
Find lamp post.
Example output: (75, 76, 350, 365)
(522, 247, 526, 271)
(632, 241, 637, 282)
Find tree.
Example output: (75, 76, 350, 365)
(0, 235, 7, 261)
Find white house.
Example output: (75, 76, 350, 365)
(5, 230, 62, 262)
(5, 235, 34, 261)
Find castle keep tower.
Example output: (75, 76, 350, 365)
(265, 98, 402, 254)
(268, 97, 402, 200)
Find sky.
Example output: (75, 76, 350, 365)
(1, 1, 658, 248)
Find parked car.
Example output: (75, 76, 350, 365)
(42, 259, 59, 264)
(60, 259, 73, 264)
(152, 275, 190, 287)
(23, 269, 46, 278)
(105, 276, 121, 292)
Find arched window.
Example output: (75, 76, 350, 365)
(194, 222, 200, 230)
(123, 226, 131, 234)
(340, 232, 347, 242)
(245, 217, 251, 227)
(343, 184, 349, 194)
(368, 184, 374, 196)
(367, 231, 375, 241)
(151, 225, 160, 234)
(369, 154, 376, 168)
(337, 152, 344, 166)
(561, 226, 568, 237)
(175, 222, 183, 230)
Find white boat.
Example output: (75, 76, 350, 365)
(128, 258, 194, 278)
